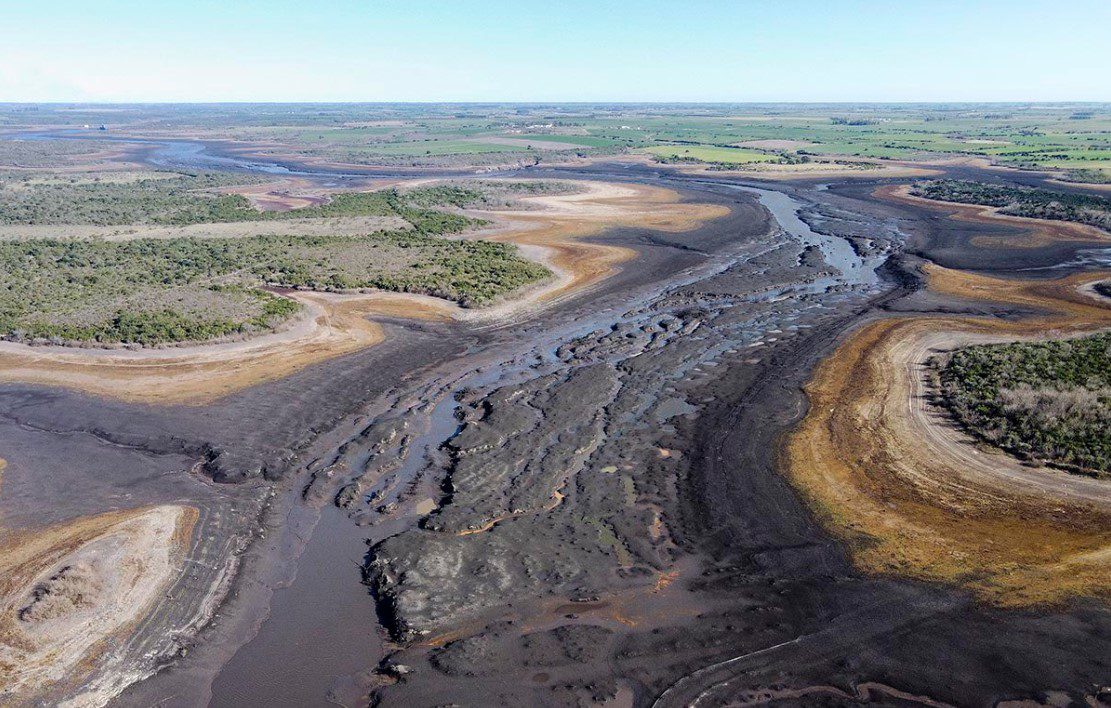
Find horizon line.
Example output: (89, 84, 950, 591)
(2, 100, 1109, 106)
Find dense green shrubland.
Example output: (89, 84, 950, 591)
(911, 179, 1111, 233)
(0, 230, 549, 345)
(0, 175, 563, 345)
(0, 173, 489, 232)
(934, 333, 1111, 476)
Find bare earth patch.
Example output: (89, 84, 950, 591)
(0, 504, 196, 705)
(785, 265, 1111, 605)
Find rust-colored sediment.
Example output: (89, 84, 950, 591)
(784, 265, 1111, 605)
(0, 291, 396, 405)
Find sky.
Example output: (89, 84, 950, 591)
(1, 0, 1108, 103)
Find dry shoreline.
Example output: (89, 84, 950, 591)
(784, 264, 1111, 605)
(0, 504, 197, 705)
(877, 183, 1111, 248)
(0, 180, 727, 404)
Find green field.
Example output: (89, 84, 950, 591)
(353, 140, 525, 156)
(6, 103, 1110, 176)
(639, 144, 777, 164)
(499, 134, 628, 148)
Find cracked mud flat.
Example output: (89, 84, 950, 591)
(1, 141, 1109, 706)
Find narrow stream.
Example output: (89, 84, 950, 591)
(207, 503, 383, 708)
(727, 184, 883, 289)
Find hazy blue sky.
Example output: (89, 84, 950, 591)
(2, 0, 1108, 102)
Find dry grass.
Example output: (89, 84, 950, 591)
(18, 562, 102, 622)
(784, 265, 1111, 606)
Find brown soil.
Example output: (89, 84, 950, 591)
(0, 504, 196, 704)
(219, 178, 331, 212)
(470, 181, 729, 314)
(0, 290, 402, 405)
(784, 265, 1111, 606)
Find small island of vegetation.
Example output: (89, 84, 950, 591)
(933, 333, 1110, 477)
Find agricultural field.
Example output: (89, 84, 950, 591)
(910, 179, 1111, 233)
(5, 103, 1109, 176)
(639, 144, 778, 165)
(934, 333, 1111, 476)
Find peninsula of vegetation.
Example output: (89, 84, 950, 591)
(0, 176, 568, 345)
(911, 179, 1111, 233)
(933, 333, 1110, 476)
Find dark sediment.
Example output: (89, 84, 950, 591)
(5, 153, 1106, 706)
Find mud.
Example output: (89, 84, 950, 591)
(1, 138, 1108, 706)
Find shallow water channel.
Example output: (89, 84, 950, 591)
(201, 178, 880, 706)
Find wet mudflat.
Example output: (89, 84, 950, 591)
(162, 170, 900, 705)
(2, 138, 1107, 706)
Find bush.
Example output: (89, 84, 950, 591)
(0, 230, 549, 345)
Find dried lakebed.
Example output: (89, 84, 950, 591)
(0, 147, 1108, 706)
